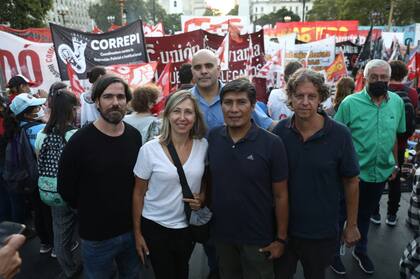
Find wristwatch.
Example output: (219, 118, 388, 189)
(274, 237, 288, 245)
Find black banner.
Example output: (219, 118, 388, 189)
(50, 20, 148, 80)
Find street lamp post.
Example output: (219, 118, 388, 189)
(57, 5, 69, 26)
(118, 0, 125, 25)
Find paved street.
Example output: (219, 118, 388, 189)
(16, 193, 414, 279)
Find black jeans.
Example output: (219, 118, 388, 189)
(275, 236, 336, 279)
(373, 147, 404, 216)
(30, 189, 53, 245)
(141, 217, 194, 279)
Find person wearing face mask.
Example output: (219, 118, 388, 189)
(3, 93, 54, 256)
(334, 59, 405, 275)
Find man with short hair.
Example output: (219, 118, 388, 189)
(208, 78, 288, 279)
(191, 49, 276, 279)
(58, 74, 142, 279)
(371, 60, 418, 226)
(273, 68, 360, 279)
(335, 59, 405, 274)
(178, 63, 194, 90)
(191, 49, 275, 131)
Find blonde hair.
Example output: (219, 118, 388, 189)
(159, 90, 207, 145)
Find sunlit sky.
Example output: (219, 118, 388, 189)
(206, 0, 236, 15)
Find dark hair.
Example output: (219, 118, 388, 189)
(44, 89, 78, 137)
(131, 85, 159, 113)
(286, 68, 330, 108)
(220, 78, 256, 105)
(390, 60, 408, 82)
(91, 74, 132, 102)
(284, 61, 303, 82)
(48, 81, 67, 107)
(334, 77, 355, 111)
(87, 66, 106, 84)
(3, 105, 39, 142)
(178, 63, 193, 84)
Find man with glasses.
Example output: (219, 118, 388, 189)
(334, 59, 406, 275)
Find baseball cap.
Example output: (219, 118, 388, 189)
(10, 93, 46, 116)
(7, 75, 35, 89)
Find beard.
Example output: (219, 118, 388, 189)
(98, 105, 126, 124)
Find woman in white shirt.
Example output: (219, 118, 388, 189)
(132, 90, 208, 279)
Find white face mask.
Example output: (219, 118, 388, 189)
(34, 107, 45, 120)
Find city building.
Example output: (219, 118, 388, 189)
(250, 0, 313, 21)
(46, 0, 94, 31)
(157, 0, 207, 15)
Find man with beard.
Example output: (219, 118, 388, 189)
(58, 75, 142, 279)
(334, 59, 405, 275)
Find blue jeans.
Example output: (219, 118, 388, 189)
(81, 231, 140, 279)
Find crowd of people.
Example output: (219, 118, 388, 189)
(0, 47, 418, 279)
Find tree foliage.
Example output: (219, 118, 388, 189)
(255, 8, 300, 26)
(308, 0, 420, 26)
(0, 0, 53, 29)
(227, 4, 239, 15)
(89, 0, 181, 34)
(203, 7, 222, 16)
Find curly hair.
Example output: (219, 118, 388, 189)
(286, 68, 330, 109)
(130, 85, 160, 113)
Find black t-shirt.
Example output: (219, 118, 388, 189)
(272, 113, 359, 239)
(58, 123, 142, 241)
(208, 123, 288, 246)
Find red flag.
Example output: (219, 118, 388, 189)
(354, 70, 364, 92)
(407, 53, 417, 81)
(108, 24, 120, 31)
(325, 52, 347, 82)
(151, 62, 172, 114)
(92, 26, 103, 33)
(228, 20, 242, 43)
(66, 62, 85, 96)
(216, 33, 229, 70)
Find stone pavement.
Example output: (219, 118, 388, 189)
(16, 193, 414, 279)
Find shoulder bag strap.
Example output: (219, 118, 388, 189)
(167, 141, 194, 221)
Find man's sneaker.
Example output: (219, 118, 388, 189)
(386, 214, 397, 226)
(370, 213, 381, 225)
(330, 256, 346, 275)
(51, 248, 56, 258)
(352, 250, 374, 274)
(40, 244, 52, 254)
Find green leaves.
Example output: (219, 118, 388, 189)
(0, 0, 53, 28)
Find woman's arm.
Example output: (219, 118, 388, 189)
(132, 176, 149, 264)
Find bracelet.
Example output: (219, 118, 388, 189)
(274, 237, 288, 245)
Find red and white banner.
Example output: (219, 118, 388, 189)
(66, 61, 85, 95)
(106, 62, 158, 89)
(0, 25, 52, 42)
(143, 22, 164, 37)
(181, 16, 248, 34)
(321, 29, 382, 45)
(151, 62, 172, 114)
(0, 31, 60, 91)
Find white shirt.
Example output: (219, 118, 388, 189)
(133, 138, 208, 229)
(268, 88, 293, 120)
(80, 92, 100, 127)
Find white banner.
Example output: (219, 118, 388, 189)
(285, 36, 336, 71)
(0, 31, 60, 91)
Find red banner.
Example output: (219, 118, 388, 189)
(0, 26, 52, 42)
(325, 52, 347, 82)
(266, 20, 359, 43)
(106, 62, 157, 89)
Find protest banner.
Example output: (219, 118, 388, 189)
(181, 16, 248, 34)
(285, 36, 336, 71)
(321, 29, 382, 45)
(50, 20, 148, 80)
(0, 31, 60, 91)
(105, 62, 157, 88)
(0, 25, 52, 43)
(143, 22, 164, 37)
(266, 20, 358, 43)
